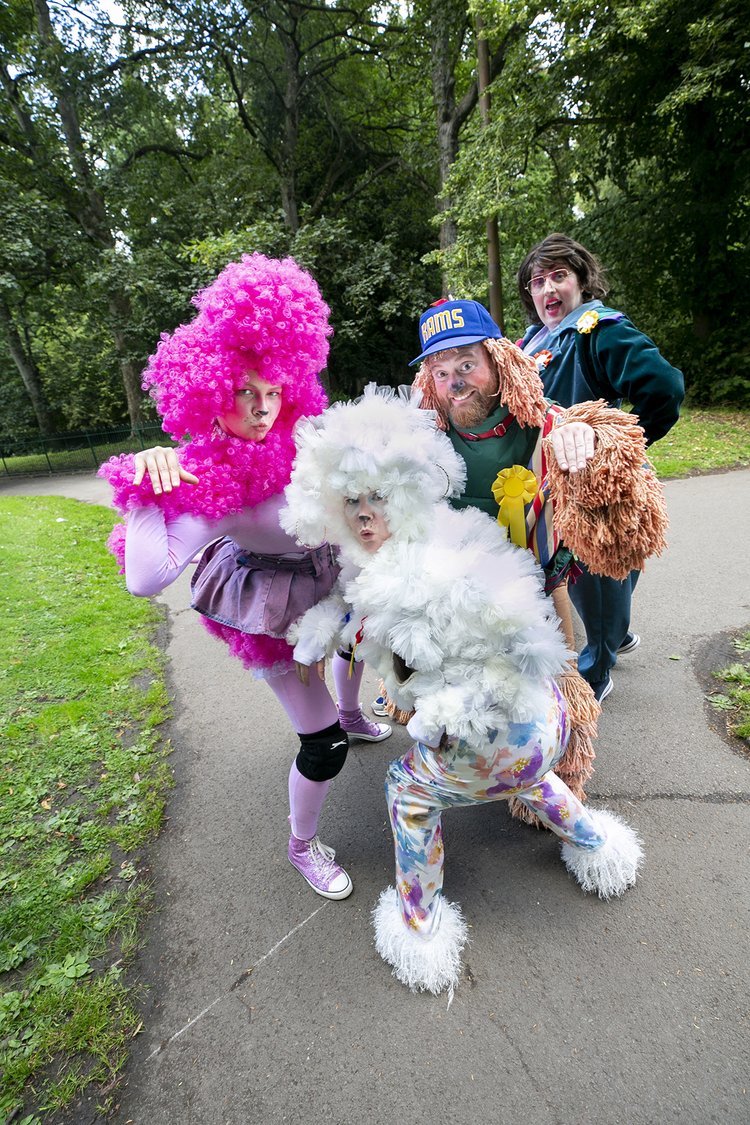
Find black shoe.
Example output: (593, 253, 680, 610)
(617, 632, 641, 654)
(591, 675, 614, 703)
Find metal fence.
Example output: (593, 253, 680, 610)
(1, 425, 173, 478)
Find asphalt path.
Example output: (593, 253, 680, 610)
(3, 468, 749, 1125)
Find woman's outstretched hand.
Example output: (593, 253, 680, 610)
(549, 422, 596, 474)
(295, 658, 326, 685)
(133, 446, 200, 494)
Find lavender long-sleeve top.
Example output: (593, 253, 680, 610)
(124, 494, 303, 598)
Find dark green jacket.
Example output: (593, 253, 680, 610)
(521, 302, 684, 446)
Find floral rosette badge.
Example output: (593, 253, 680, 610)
(533, 349, 553, 371)
(491, 465, 538, 548)
(576, 309, 599, 335)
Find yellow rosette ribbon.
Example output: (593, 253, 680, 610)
(491, 465, 538, 548)
(492, 465, 539, 549)
(576, 309, 599, 335)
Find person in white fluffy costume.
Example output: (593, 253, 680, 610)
(282, 387, 643, 996)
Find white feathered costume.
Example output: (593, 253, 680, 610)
(282, 387, 642, 996)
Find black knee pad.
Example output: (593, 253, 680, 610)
(296, 721, 349, 782)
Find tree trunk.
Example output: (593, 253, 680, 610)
(476, 18, 504, 330)
(435, 120, 459, 262)
(279, 9, 302, 233)
(0, 297, 54, 435)
(108, 290, 145, 429)
(429, 0, 468, 289)
(32, 0, 145, 429)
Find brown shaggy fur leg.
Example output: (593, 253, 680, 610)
(377, 680, 412, 726)
(554, 666, 599, 802)
(554, 726, 597, 803)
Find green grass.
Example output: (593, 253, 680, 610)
(648, 408, 750, 478)
(706, 631, 750, 743)
(0, 496, 173, 1122)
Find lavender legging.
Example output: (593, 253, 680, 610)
(268, 654, 365, 841)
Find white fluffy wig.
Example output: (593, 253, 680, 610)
(281, 385, 466, 565)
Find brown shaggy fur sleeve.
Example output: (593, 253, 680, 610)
(543, 400, 669, 580)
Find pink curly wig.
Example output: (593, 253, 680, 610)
(99, 254, 332, 672)
(100, 253, 331, 523)
(143, 254, 331, 442)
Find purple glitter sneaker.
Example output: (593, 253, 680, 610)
(288, 834, 353, 900)
(338, 708, 392, 743)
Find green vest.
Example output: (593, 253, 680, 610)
(447, 405, 540, 518)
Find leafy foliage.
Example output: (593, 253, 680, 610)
(0, 0, 747, 433)
(707, 631, 750, 743)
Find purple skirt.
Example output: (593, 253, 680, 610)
(190, 538, 339, 639)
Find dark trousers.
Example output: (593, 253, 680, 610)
(568, 567, 640, 685)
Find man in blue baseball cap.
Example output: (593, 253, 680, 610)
(367, 294, 668, 816)
(411, 298, 594, 593)
(408, 296, 667, 702)
(372, 297, 595, 727)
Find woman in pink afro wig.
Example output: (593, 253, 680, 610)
(100, 253, 391, 901)
(102, 253, 331, 524)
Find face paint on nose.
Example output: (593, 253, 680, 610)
(343, 494, 392, 553)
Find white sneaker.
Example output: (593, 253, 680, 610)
(593, 675, 614, 703)
(371, 695, 390, 717)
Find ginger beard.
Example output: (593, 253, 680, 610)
(427, 344, 501, 429)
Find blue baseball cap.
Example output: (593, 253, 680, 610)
(410, 299, 503, 366)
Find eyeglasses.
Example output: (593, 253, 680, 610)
(525, 268, 571, 295)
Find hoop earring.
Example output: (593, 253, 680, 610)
(435, 464, 452, 500)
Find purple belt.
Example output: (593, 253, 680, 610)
(235, 546, 334, 576)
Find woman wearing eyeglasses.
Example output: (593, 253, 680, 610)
(517, 233, 684, 702)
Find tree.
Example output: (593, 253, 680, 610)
(410, 0, 532, 293)
(0, 0, 220, 430)
(0, 183, 72, 435)
(555, 0, 749, 398)
(439, 0, 749, 400)
(428, 8, 577, 329)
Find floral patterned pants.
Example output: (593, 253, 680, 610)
(385, 684, 606, 939)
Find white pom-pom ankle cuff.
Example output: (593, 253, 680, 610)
(561, 807, 643, 899)
(372, 887, 469, 996)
